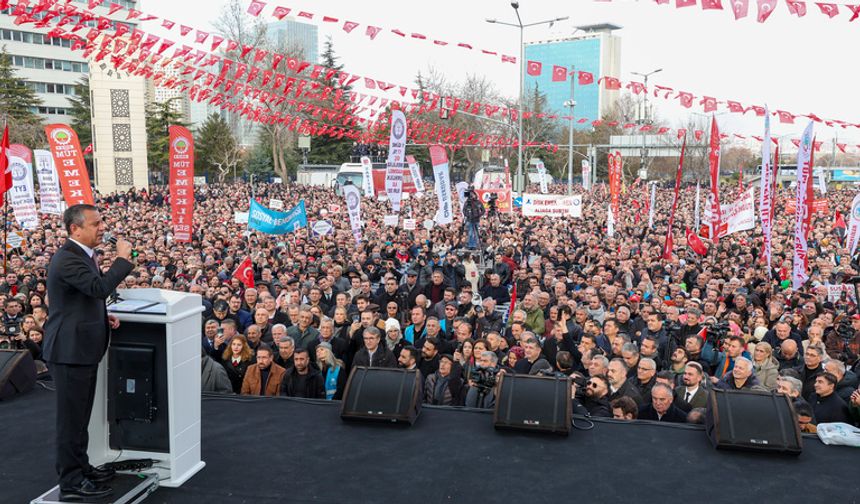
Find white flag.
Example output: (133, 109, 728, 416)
(694, 182, 701, 231)
(648, 183, 656, 229)
(430, 146, 453, 225)
(792, 122, 814, 290)
(581, 160, 591, 191)
(536, 160, 548, 194)
(343, 183, 362, 244)
(760, 108, 774, 277)
(34, 150, 64, 215)
(847, 193, 860, 255)
(360, 156, 374, 197)
(406, 155, 424, 193)
(607, 205, 615, 238)
(385, 110, 407, 212)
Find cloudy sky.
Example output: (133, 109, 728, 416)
(140, 0, 858, 146)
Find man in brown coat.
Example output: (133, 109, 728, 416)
(241, 344, 286, 396)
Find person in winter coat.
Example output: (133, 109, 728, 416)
(315, 342, 347, 400)
(424, 354, 466, 405)
(280, 349, 325, 399)
(201, 349, 233, 394)
(220, 335, 255, 394)
(352, 327, 397, 368)
(752, 342, 780, 390)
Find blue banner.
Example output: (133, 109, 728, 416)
(248, 198, 308, 234)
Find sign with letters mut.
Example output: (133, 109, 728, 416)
(44, 124, 94, 205)
(169, 126, 195, 243)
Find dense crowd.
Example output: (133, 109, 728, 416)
(3, 177, 859, 431)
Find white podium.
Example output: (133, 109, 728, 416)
(88, 288, 206, 488)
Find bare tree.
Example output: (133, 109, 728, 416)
(212, 144, 244, 182)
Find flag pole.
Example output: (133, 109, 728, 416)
(2, 115, 8, 275)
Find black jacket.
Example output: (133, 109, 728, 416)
(796, 364, 823, 401)
(638, 403, 687, 423)
(809, 392, 850, 424)
(222, 359, 252, 394)
(581, 396, 611, 418)
(610, 379, 644, 406)
(43, 241, 134, 365)
(352, 345, 397, 368)
(280, 366, 325, 399)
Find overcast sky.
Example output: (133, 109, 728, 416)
(140, 0, 859, 146)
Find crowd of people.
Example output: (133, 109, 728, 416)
(3, 176, 860, 432)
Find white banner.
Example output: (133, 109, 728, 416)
(343, 183, 362, 244)
(7, 146, 38, 230)
(522, 194, 582, 218)
(694, 182, 701, 231)
(360, 156, 374, 197)
(403, 218, 416, 230)
(430, 146, 453, 225)
(536, 160, 548, 194)
(816, 169, 827, 195)
(847, 193, 860, 255)
(406, 155, 424, 193)
(383, 215, 399, 227)
(607, 204, 615, 237)
(33, 149, 64, 215)
(648, 183, 656, 229)
(456, 181, 469, 217)
(385, 110, 407, 212)
(760, 108, 773, 277)
(704, 187, 756, 238)
(793, 122, 814, 290)
(581, 160, 591, 191)
(269, 198, 284, 210)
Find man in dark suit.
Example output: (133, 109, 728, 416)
(638, 383, 687, 423)
(675, 362, 709, 412)
(43, 205, 134, 500)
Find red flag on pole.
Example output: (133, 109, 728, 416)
(834, 210, 847, 230)
(686, 227, 709, 256)
(663, 136, 687, 260)
(0, 123, 9, 203)
(507, 282, 517, 322)
(707, 117, 722, 244)
(233, 257, 255, 289)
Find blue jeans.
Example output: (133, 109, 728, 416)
(467, 222, 479, 249)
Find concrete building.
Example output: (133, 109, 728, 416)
(0, 0, 138, 124)
(145, 63, 192, 124)
(524, 24, 622, 129)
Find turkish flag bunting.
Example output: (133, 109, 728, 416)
(180, 25, 192, 36)
(392, 29, 406, 37)
(686, 227, 709, 256)
(211, 35, 224, 52)
(676, 0, 696, 6)
(343, 21, 359, 33)
(366, 26, 382, 40)
(726, 100, 744, 113)
(776, 110, 795, 124)
(695, 130, 704, 141)
(578, 71, 594, 85)
(501, 55, 516, 63)
(272, 6, 291, 20)
(323, 16, 338, 23)
(298, 11, 314, 19)
(599, 77, 622, 90)
(627, 82, 647, 95)
(786, 0, 807, 15)
(233, 257, 255, 289)
(678, 92, 694, 108)
(701, 96, 718, 112)
(552, 65, 568, 82)
(677, 128, 687, 140)
(162, 19, 175, 30)
(195, 31, 209, 44)
(747, 105, 766, 116)
(526, 61, 542, 76)
(848, 5, 860, 21)
(83, 143, 93, 155)
(836, 143, 847, 153)
(658, 127, 671, 134)
(731, 0, 750, 18)
(756, 0, 778, 22)
(246, 0, 266, 16)
(108, 3, 122, 15)
(816, 2, 839, 17)
(701, 0, 724, 9)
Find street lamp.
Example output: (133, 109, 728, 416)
(630, 68, 662, 179)
(564, 98, 576, 194)
(487, 4, 569, 194)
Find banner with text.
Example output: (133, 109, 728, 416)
(475, 189, 513, 214)
(343, 183, 363, 244)
(522, 194, 582, 218)
(703, 187, 756, 238)
(169, 126, 195, 242)
(406, 155, 425, 193)
(846, 193, 860, 254)
(7, 145, 38, 230)
(44, 124, 94, 206)
(793, 122, 815, 290)
(33, 150, 63, 215)
(360, 156, 374, 197)
(385, 109, 407, 212)
(248, 198, 308, 234)
(430, 146, 453, 225)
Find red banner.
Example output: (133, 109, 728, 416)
(475, 189, 512, 213)
(663, 137, 686, 260)
(168, 125, 195, 243)
(686, 227, 709, 256)
(785, 198, 829, 215)
(44, 124, 94, 206)
(608, 151, 622, 217)
(708, 117, 722, 243)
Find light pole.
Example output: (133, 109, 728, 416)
(487, 3, 568, 194)
(631, 68, 662, 179)
(564, 96, 576, 194)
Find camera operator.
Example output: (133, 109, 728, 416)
(465, 350, 500, 408)
(462, 189, 485, 250)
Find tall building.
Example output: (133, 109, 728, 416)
(145, 63, 192, 124)
(0, 0, 139, 124)
(524, 24, 622, 129)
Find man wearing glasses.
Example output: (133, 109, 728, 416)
(352, 327, 397, 368)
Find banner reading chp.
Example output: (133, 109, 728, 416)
(522, 194, 582, 218)
(248, 198, 308, 235)
(169, 126, 195, 243)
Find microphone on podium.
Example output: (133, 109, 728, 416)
(103, 232, 139, 258)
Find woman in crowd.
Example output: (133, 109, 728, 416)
(316, 342, 347, 400)
(751, 342, 779, 390)
(221, 335, 254, 394)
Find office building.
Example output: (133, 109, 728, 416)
(524, 24, 622, 129)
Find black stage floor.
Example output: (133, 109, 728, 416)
(2, 386, 858, 504)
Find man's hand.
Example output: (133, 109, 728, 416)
(115, 239, 133, 261)
(108, 314, 121, 330)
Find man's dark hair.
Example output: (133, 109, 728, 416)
(589, 374, 609, 391)
(4, 298, 21, 308)
(727, 335, 745, 347)
(424, 337, 440, 350)
(401, 345, 419, 363)
(655, 370, 675, 384)
(793, 400, 815, 420)
(444, 287, 457, 297)
(293, 348, 309, 358)
(220, 318, 238, 331)
(256, 343, 273, 356)
(641, 335, 659, 349)
(818, 372, 838, 387)
(581, 333, 597, 346)
(610, 396, 638, 419)
(556, 351, 573, 372)
(63, 204, 99, 233)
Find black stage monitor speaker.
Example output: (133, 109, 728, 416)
(494, 373, 572, 436)
(0, 350, 37, 400)
(341, 367, 421, 425)
(705, 388, 802, 455)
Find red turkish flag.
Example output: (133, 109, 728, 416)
(195, 31, 209, 44)
(686, 227, 709, 256)
(848, 4, 860, 21)
(677, 128, 687, 140)
(678, 91, 694, 108)
(365, 26, 382, 40)
(701, 96, 718, 112)
(756, 0, 778, 21)
(834, 211, 847, 230)
(162, 19, 175, 30)
(694, 130, 704, 141)
(246, 0, 265, 17)
(836, 143, 847, 153)
(627, 81, 647, 95)
(731, 0, 750, 18)
(272, 6, 291, 20)
(232, 257, 255, 289)
(552, 65, 568, 82)
(83, 143, 93, 155)
(578, 71, 594, 85)
(726, 100, 744, 113)
(786, 0, 807, 15)
(343, 21, 359, 33)
(776, 110, 795, 124)
(599, 76, 622, 90)
(701, 0, 724, 9)
(676, 0, 696, 6)
(816, 2, 839, 17)
(527, 60, 542, 76)
(658, 127, 671, 134)
(0, 124, 9, 203)
(747, 105, 766, 117)
(298, 11, 314, 19)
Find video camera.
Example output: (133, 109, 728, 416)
(705, 320, 731, 348)
(471, 366, 499, 393)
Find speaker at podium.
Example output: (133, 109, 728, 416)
(88, 288, 206, 488)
